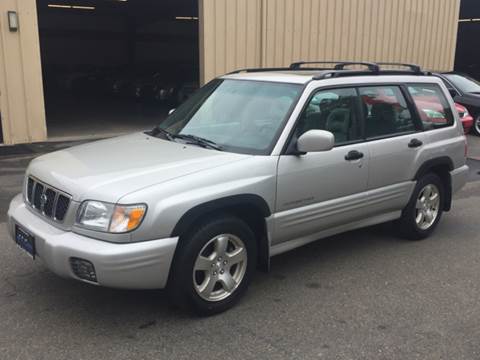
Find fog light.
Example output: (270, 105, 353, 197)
(70, 257, 97, 283)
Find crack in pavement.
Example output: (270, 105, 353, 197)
(2, 277, 17, 298)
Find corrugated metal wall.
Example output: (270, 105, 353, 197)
(0, 0, 46, 145)
(200, 0, 460, 83)
(0, 0, 461, 144)
(199, 0, 263, 84)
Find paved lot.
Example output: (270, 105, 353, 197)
(0, 135, 479, 360)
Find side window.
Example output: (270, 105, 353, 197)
(359, 86, 416, 138)
(296, 88, 361, 145)
(407, 84, 454, 130)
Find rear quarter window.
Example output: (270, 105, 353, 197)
(407, 84, 454, 130)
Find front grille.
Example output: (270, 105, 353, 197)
(33, 183, 44, 209)
(43, 188, 56, 217)
(27, 178, 34, 201)
(55, 195, 70, 221)
(26, 177, 71, 222)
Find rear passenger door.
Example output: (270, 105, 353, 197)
(359, 85, 426, 212)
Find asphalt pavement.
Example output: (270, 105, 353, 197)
(0, 135, 479, 360)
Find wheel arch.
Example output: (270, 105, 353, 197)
(413, 156, 453, 211)
(170, 194, 272, 272)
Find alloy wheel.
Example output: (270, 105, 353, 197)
(415, 184, 440, 230)
(193, 234, 247, 302)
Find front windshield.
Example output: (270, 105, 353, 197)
(444, 74, 480, 94)
(157, 79, 302, 155)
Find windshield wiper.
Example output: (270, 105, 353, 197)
(173, 134, 223, 151)
(150, 127, 174, 141)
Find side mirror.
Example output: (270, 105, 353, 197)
(296, 130, 335, 153)
(168, 108, 176, 115)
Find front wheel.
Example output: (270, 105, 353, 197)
(397, 173, 444, 240)
(167, 216, 256, 316)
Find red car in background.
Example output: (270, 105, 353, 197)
(360, 88, 473, 134)
(455, 103, 474, 134)
(407, 89, 473, 134)
(416, 100, 474, 134)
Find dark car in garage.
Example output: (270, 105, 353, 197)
(433, 72, 480, 135)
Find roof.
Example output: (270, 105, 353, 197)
(221, 61, 435, 85)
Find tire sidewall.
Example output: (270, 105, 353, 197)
(169, 216, 257, 316)
(474, 114, 480, 136)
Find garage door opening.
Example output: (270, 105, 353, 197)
(36, 0, 199, 141)
(455, 0, 480, 79)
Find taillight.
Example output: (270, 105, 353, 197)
(455, 103, 470, 119)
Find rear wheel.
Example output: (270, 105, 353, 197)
(397, 173, 444, 240)
(167, 216, 256, 316)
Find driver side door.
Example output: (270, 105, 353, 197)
(273, 87, 370, 245)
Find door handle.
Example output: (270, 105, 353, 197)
(345, 150, 364, 161)
(408, 138, 423, 148)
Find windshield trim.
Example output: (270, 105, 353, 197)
(158, 78, 306, 156)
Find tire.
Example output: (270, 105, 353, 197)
(473, 114, 480, 136)
(397, 173, 445, 240)
(167, 215, 257, 316)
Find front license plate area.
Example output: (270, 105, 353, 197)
(15, 225, 36, 259)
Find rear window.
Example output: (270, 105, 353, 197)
(358, 86, 415, 138)
(407, 84, 454, 130)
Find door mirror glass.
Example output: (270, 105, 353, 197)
(297, 130, 335, 153)
(168, 108, 176, 115)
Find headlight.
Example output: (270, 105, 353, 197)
(76, 201, 147, 233)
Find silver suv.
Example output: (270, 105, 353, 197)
(7, 62, 469, 315)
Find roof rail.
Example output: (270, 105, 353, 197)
(289, 61, 339, 70)
(227, 67, 292, 74)
(376, 62, 423, 74)
(313, 69, 430, 80)
(227, 61, 430, 80)
(290, 61, 380, 72)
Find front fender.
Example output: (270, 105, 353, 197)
(118, 156, 278, 242)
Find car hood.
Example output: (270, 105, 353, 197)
(27, 132, 250, 202)
(456, 93, 480, 107)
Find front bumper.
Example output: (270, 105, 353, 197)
(7, 194, 178, 289)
